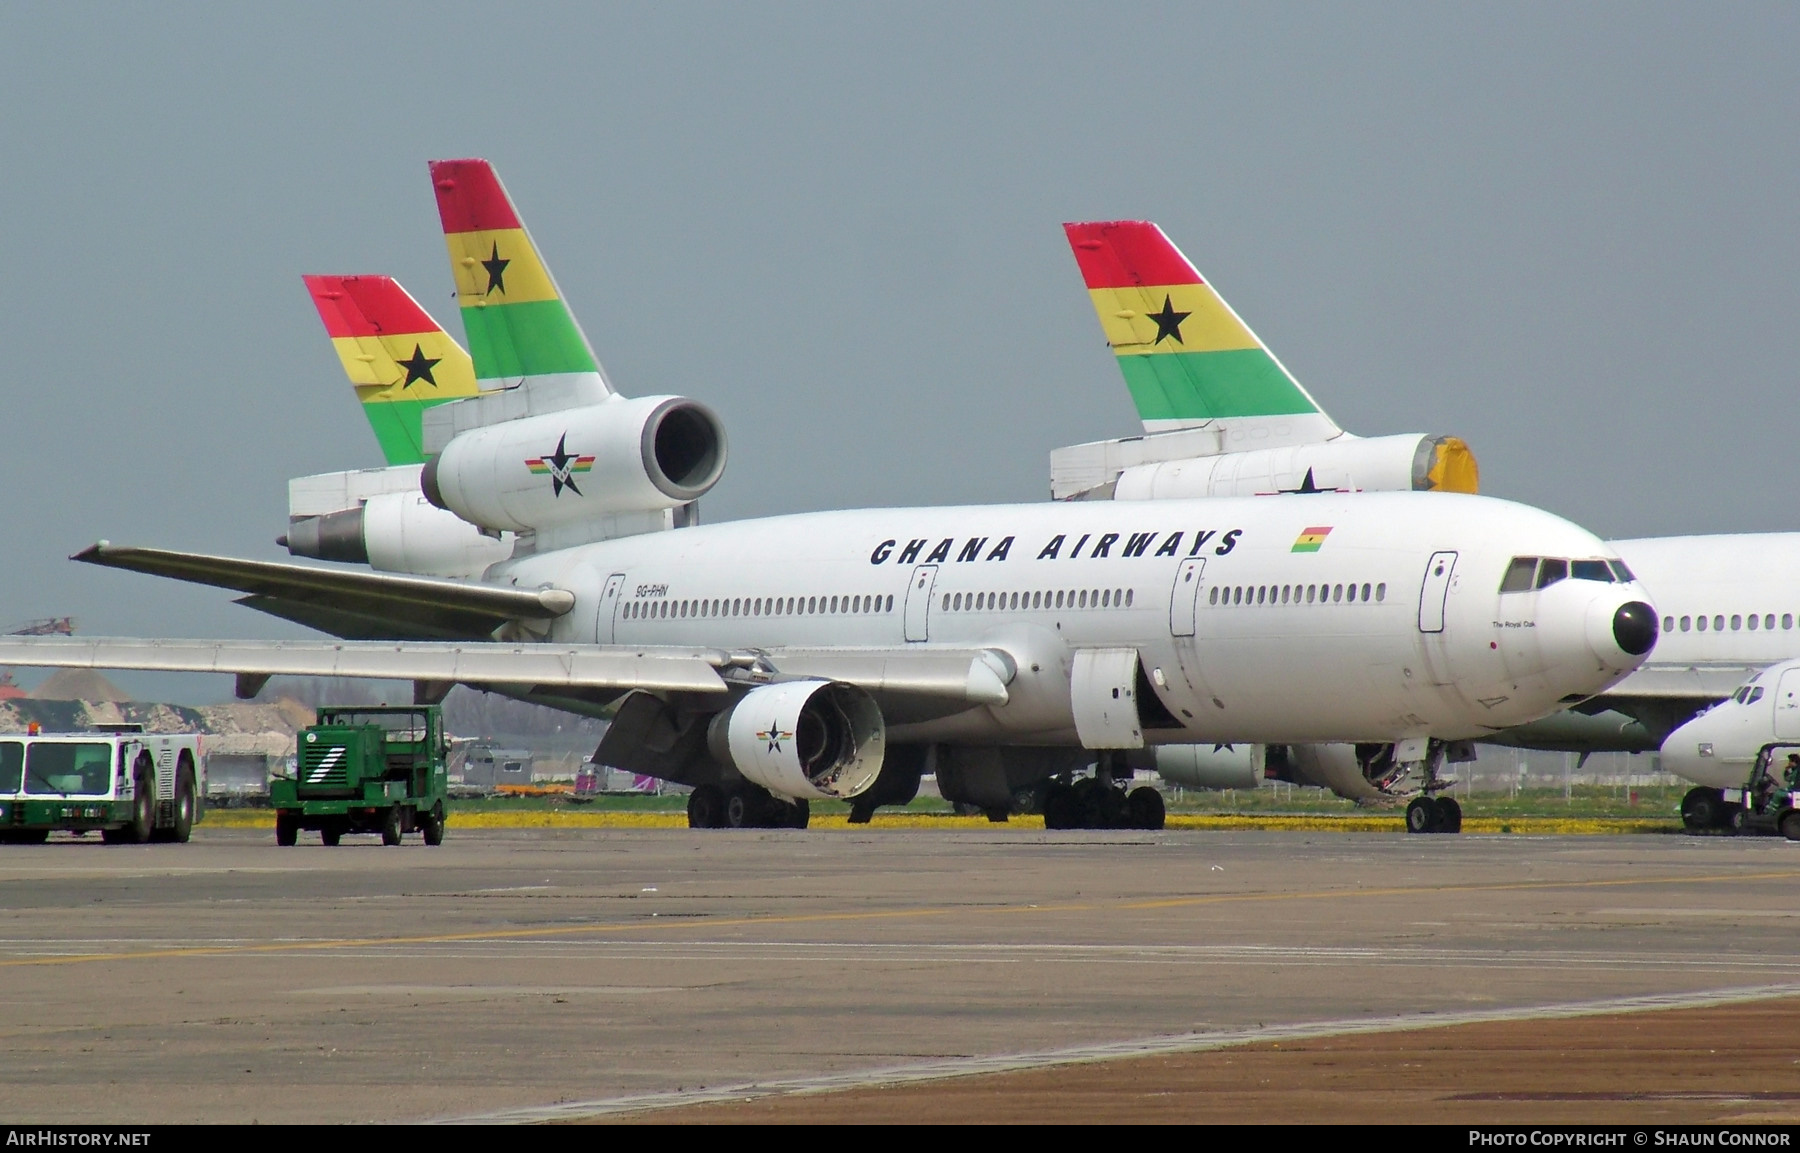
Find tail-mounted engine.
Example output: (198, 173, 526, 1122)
(422, 394, 727, 535)
(707, 680, 885, 801)
(284, 465, 511, 579)
(1051, 431, 1477, 501)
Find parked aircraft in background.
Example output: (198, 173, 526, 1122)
(1659, 657, 1800, 832)
(1061, 220, 1797, 819)
(0, 160, 1657, 832)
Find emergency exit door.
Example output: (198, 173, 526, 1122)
(1417, 551, 1458, 633)
(904, 565, 938, 642)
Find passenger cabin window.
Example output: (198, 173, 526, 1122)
(1536, 558, 1568, 589)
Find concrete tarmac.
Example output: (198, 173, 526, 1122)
(0, 826, 1795, 1124)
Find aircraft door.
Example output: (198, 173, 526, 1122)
(597, 572, 628, 642)
(903, 565, 938, 642)
(1169, 559, 1206, 637)
(1776, 669, 1800, 740)
(1417, 551, 1458, 633)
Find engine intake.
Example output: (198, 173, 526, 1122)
(422, 394, 727, 532)
(707, 681, 885, 801)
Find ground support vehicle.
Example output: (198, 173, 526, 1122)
(1680, 744, 1800, 839)
(0, 726, 203, 844)
(270, 706, 447, 847)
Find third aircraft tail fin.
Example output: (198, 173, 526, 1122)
(304, 274, 479, 466)
(1063, 221, 1339, 442)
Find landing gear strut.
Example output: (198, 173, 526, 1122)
(1042, 755, 1165, 831)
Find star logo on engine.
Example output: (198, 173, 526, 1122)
(524, 432, 596, 497)
(756, 721, 793, 753)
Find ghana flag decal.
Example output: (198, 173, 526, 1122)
(428, 158, 609, 394)
(1291, 526, 1333, 553)
(304, 275, 479, 465)
(1064, 221, 1332, 432)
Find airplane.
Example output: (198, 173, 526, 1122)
(1657, 656, 1800, 834)
(1059, 220, 1799, 818)
(0, 161, 1659, 832)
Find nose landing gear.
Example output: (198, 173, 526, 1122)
(1405, 795, 1462, 834)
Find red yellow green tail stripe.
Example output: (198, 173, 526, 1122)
(429, 158, 607, 393)
(304, 275, 478, 465)
(1064, 221, 1333, 434)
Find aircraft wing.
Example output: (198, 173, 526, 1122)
(1602, 663, 1764, 700)
(73, 543, 571, 641)
(0, 636, 727, 695)
(0, 638, 1013, 708)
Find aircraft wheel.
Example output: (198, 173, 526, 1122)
(1127, 787, 1166, 831)
(1780, 811, 1800, 842)
(1405, 796, 1440, 834)
(1680, 787, 1718, 832)
(274, 811, 298, 847)
(686, 785, 725, 829)
(847, 800, 875, 825)
(725, 790, 757, 829)
(983, 807, 1010, 823)
(1042, 783, 1078, 830)
(785, 800, 810, 830)
(1435, 797, 1462, 834)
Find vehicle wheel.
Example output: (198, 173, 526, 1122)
(274, 811, 298, 847)
(101, 827, 130, 845)
(421, 803, 445, 846)
(128, 762, 154, 844)
(12, 829, 48, 845)
(381, 807, 404, 846)
(1726, 804, 1749, 833)
(170, 766, 196, 843)
(1042, 783, 1078, 830)
(1681, 787, 1721, 832)
(1781, 811, 1800, 842)
(1127, 787, 1166, 831)
(320, 825, 342, 847)
(1435, 797, 1462, 834)
(686, 784, 725, 829)
(1406, 796, 1439, 834)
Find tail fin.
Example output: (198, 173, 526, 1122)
(428, 158, 611, 404)
(1064, 221, 1339, 441)
(304, 275, 479, 465)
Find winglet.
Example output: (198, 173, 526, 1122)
(303, 275, 479, 465)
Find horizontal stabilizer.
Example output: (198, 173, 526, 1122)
(73, 543, 570, 641)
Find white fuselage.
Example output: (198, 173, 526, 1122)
(494, 491, 1653, 748)
(1659, 658, 1800, 789)
(1611, 534, 1800, 687)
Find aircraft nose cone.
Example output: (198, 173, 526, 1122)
(1612, 601, 1658, 656)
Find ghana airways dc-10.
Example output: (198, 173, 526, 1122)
(0, 160, 1659, 830)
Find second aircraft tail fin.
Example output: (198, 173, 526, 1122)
(304, 275, 479, 466)
(1064, 221, 1339, 442)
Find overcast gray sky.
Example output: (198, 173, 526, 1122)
(2, 3, 1796, 699)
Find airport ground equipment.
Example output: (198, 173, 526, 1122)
(271, 705, 447, 846)
(1680, 745, 1800, 839)
(0, 725, 202, 844)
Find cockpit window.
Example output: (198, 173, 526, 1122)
(1500, 557, 1538, 593)
(1535, 558, 1568, 589)
(1734, 686, 1766, 705)
(1608, 560, 1634, 582)
(1570, 560, 1613, 582)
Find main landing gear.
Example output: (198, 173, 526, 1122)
(1042, 755, 1166, 831)
(686, 782, 809, 829)
(1405, 795, 1462, 834)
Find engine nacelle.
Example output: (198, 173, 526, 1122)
(1148, 743, 1262, 790)
(422, 394, 727, 533)
(707, 680, 885, 801)
(285, 491, 513, 579)
(1051, 431, 1476, 501)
